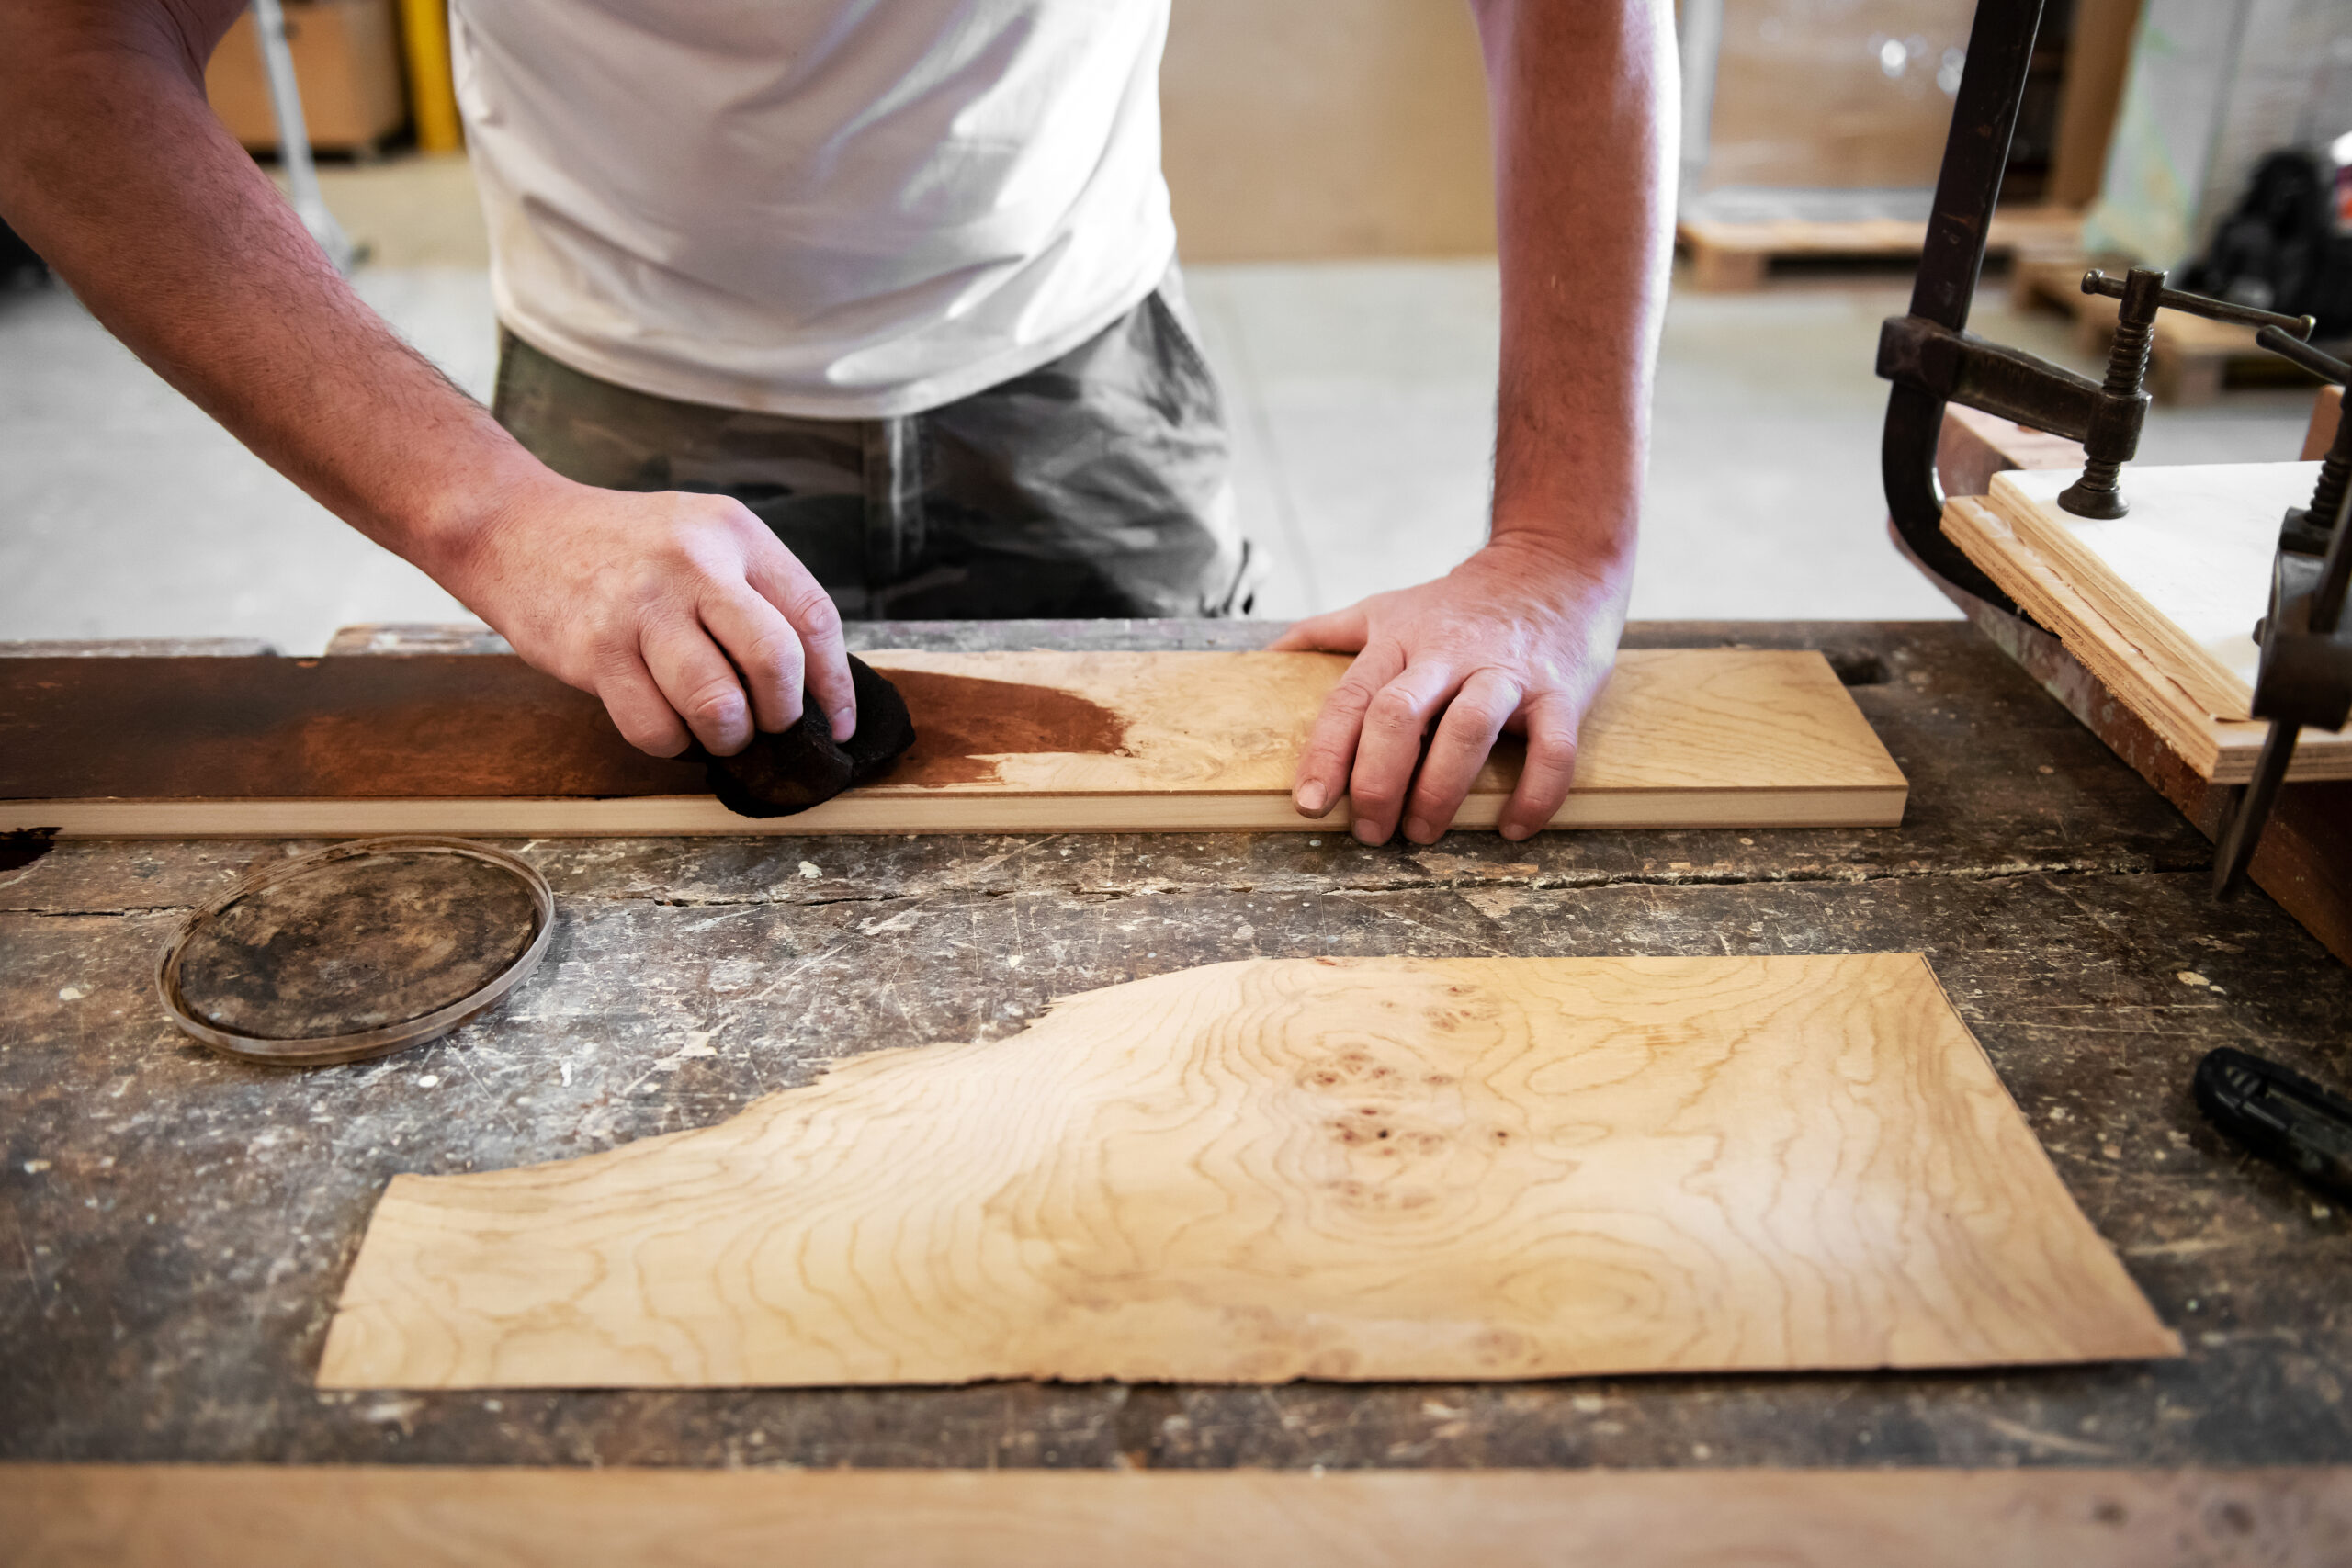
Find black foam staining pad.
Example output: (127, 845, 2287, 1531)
(694, 655, 917, 818)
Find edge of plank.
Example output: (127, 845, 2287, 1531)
(1986, 470, 2264, 724)
(0, 785, 1908, 839)
(7, 1463, 2350, 1568)
(1944, 498, 2352, 784)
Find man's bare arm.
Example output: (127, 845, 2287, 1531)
(0, 0, 855, 755)
(1273, 0, 1675, 842)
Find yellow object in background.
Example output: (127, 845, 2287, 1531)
(397, 0, 462, 153)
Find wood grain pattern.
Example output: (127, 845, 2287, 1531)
(10, 1464, 2349, 1568)
(1991, 463, 2321, 722)
(317, 954, 2176, 1391)
(0, 649, 1907, 837)
(1943, 495, 2352, 783)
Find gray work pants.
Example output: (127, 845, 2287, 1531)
(491, 271, 1257, 620)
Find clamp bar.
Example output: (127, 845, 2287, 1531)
(1879, 0, 2050, 614)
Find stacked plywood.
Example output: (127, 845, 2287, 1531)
(1943, 461, 2352, 784)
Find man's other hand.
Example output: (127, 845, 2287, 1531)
(1270, 536, 1630, 845)
(443, 478, 856, 759)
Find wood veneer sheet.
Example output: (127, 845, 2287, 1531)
(1990, 462, 2322, 723)
(317, 955, 2177, 1389)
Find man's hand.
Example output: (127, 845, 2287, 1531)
(0, 2, 857, 763)
(1277, 0, 1673, 845)
(1272, 536, 1630, 844)
(440, 477, 857, 758)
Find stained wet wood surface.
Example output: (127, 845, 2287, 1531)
(5, 618, 2352, 1471)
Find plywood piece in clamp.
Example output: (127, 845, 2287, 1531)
(0, 649, 1907, 837)
(1989, 462, 2322, 723)
(1942, 496, 2352, 784)
(318, 953, 2177, 1391)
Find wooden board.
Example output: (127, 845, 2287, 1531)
(1942, 495, 2352, 783)
(1989, 462, 2321, 723)
(203, 0, 407, 154)
(1676, 207, 2080, 293)
(9, 1464, 2350, 1568)
(317, 953, 2177, 1391)
(0, 649, 1907, 837)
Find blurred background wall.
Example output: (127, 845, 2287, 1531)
(1160, 0, 1495, 261)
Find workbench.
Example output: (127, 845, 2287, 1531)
(6, 617, 2351, 1481)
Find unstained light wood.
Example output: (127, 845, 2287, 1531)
(1943, 494, 2352, 783)
(1991, 463, 2321, 722)
(318, 954, 2176, 1391)
(0, 649, 1907, 838)
(10, 1464, 2348, 1568)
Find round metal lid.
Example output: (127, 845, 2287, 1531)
(156, 836, 553, 1066)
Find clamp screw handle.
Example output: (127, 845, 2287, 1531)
(2059, 272, 2322, 520)
(2059, 268, 2169, 517)
(2081, 270, 2318, 338)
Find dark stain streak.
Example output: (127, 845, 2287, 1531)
(0, 658, 1136, 804)
(0, 828, 56, 872)
(882, 670, 1131, 787)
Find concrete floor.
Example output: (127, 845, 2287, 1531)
(0, 158, 2324, 650)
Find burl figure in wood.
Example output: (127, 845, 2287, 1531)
(319, 955, 2175, 1389)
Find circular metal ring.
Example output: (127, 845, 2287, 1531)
(154, 835, 554, 1067)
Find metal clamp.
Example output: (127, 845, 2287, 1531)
(2056, 271, 2313, 519)
(2212, 334, 2352, 897)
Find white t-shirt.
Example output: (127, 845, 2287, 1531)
(449, 0, 1177, 420)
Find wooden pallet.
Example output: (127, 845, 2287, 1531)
(1675, 205, 2082, 293)
(2007, 256, 2343, 405)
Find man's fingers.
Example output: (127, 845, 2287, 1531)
(594, 644, 694, 759)
(697, 588, 806, 735)
(1269, 604, 1369, 654)
(1291, 640, 1405, 818)
(1499, 691, 1584, 841)
(1345, 660, 1463, 846)
(1401, 668, 1521, 844)
(745, 542, 854, 740)
(640, 617, 756, 756)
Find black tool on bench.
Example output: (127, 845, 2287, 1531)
(1872, 0, 2329, 889)
(2196, 1047, 2352, 1202)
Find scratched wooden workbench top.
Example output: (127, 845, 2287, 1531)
(5, 619, 2349, 1470)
